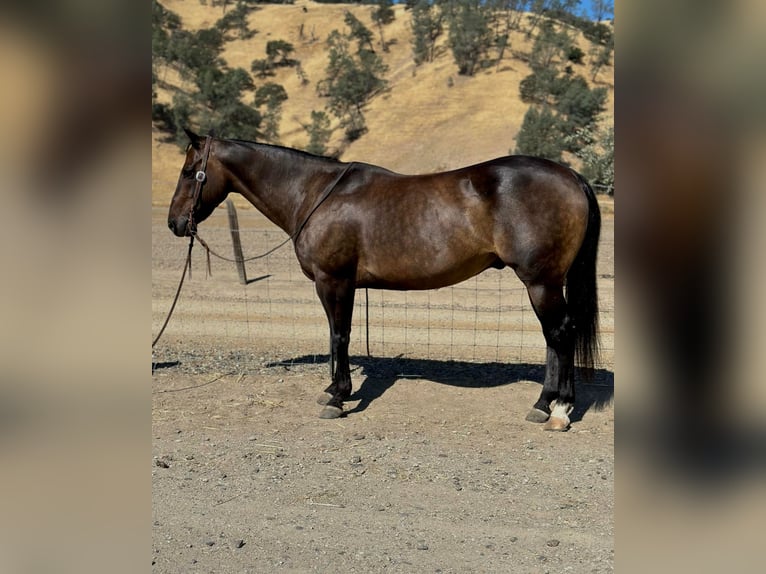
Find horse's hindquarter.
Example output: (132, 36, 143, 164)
(491, 159, 590, 283)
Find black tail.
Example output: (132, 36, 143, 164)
(566, 172, 601, 372)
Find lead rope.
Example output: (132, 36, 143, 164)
(191, 230, 292, 265)
(152, 236, 194, 348)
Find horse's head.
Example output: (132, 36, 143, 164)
(168, 128, 229, 237)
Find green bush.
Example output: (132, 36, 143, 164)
(514, 106, 567, 162)
(567, 46, 585, 64)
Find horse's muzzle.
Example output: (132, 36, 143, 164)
(168, 216, 191, 237)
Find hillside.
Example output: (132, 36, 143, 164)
(152, 0, 614, 205)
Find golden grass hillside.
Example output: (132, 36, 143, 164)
(153, 0, 614, 206)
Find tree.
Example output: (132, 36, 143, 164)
(589, 34, 613, 81)
(567, 45, 585, 64)
(372, 0, 396, 52)
(152, 5, 263, 145)
(255, 82, 288, 142)
(251, 39, 298, 79)
(582, 21, 612, 45)
(517, 69, 605, 157)
(570, 123, 613, 195)
(344, 10, 375, 53)
(153, 93, 194, 146)
(318, 28, 388, 141)
(446, 0, 492, 76)
(514, 5, 606, 159)
(555, 75, 606, 135)
(203, 100, 262, 142)
(590, 0, 614, 22)
(528, 19, 572, 72)
(526, 0, 555, 37)
(211, 0, 236, 13)
(488, 0, 528, 68)
(251, 59, 274, 78)
(410, 0, 443, 65)
(215, 1, 256, 40)
(265, 39, 297, 67)
(519, 67, 559, 105)
(152, 0, 181, 69)
(166, 28, 226, 80)
(152, 0, 183, 119)
(194, 66, 263, 141)
(304, 110, 333, 156)
(514, 106, 567, 161)
(195, 66, 253, 109)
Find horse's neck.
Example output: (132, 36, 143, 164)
(224, 145, 325, 235)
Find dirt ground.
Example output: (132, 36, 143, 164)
(152, 205, 614, 573)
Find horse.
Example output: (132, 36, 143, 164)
(168, 129, 601, 431)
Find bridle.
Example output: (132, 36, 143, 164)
(187, 134, 214, 236)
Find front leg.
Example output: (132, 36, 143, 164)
(318, 332, 353, 418)
(314, 272, 356, 419)
(316, 336, 339, 405)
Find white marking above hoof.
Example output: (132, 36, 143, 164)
(319, 405, 343, 419)
(543, 401, 572, 431)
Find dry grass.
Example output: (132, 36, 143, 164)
(153, 1, 614, 205)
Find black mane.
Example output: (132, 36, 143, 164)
(224, 138, 341, 164)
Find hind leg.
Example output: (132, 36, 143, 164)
(524, 283, 576, 431)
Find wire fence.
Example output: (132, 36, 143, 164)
(152, 204, 614, 369)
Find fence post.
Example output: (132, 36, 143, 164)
(226, 199, 247, 285)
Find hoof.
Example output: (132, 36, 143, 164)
(544, 416, 570, 432)
(319, 405, 343, 419)
(316, 392, 333, 406)
(543, 401, 572, 431)
(525, 408, 550, 423)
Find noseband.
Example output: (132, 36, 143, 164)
(188, 134, 214, 234)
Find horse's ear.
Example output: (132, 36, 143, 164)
(183, 127, 203, 150)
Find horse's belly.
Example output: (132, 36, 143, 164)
(358, 253, 498, 290)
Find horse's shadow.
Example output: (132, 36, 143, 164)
(271, 355, 614, 422)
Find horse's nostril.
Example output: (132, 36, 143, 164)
(167, 217, 189, 237)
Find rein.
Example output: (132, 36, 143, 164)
(152, 236, 194, 348)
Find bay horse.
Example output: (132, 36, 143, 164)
(168, 129, 600, 431)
